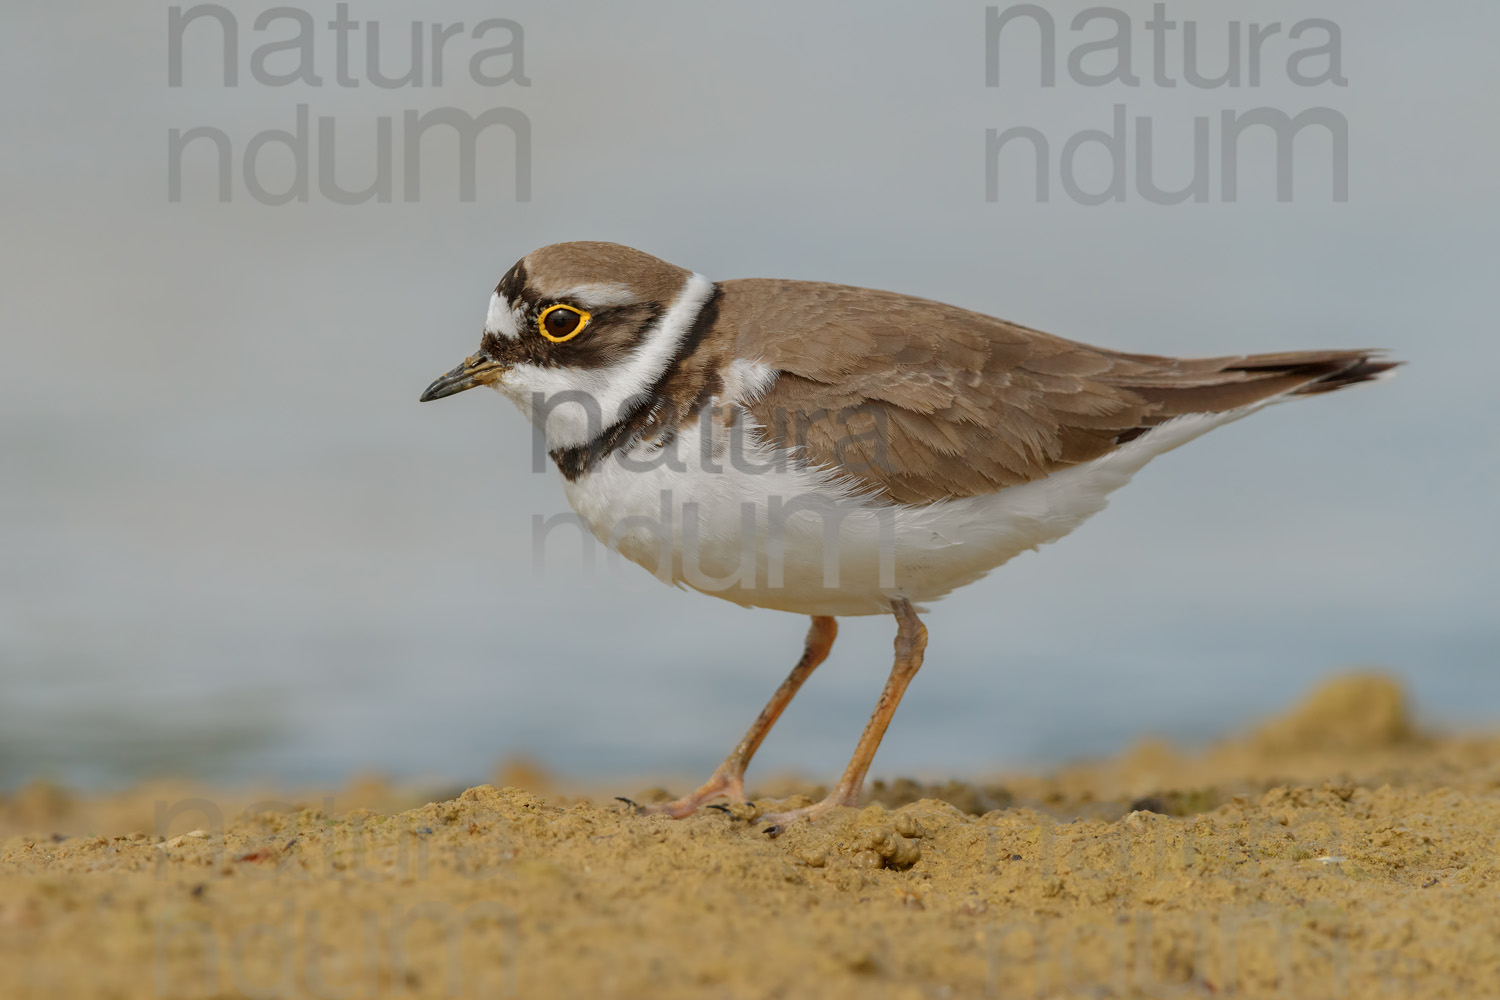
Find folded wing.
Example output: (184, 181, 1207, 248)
(723, 279, 1396, 504)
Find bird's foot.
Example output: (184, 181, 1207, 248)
(620, 771, 746, 819)
(758, 790, 859, 838)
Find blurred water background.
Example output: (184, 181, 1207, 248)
(2, 1, 1496, 791)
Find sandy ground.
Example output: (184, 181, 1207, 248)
(3, 673, 1499, 999)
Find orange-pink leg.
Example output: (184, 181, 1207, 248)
(760, 599, 927, 834)
(644, 616, 838, 818)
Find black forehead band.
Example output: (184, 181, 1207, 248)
(495, 260, 527, 301)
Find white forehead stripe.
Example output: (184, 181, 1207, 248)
(498, 272, 716, 450)
(558, 282, 638, 308)
(484, 292, 521, 339)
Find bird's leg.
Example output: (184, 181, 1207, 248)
(760, 599, 927, 834)
(643, 616, 838, 819)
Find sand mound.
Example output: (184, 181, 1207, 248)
(1249, 673, 1414, 754)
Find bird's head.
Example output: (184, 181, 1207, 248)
(420, 241, 715, 450)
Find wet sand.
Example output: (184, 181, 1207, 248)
(3, 674, 1497, 999)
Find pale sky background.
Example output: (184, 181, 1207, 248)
(2, 1, 1496, 789)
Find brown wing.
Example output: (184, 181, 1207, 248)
(722, 279, 1395, 504)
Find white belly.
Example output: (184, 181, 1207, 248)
(559, 407, 1256, 617)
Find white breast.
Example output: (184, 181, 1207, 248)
(559, 386, 1267, 617)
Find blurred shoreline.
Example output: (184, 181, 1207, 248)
(0, 672, 1462, 838)
(6, 673, 1499, 999)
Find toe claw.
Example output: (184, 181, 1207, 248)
(762, 824, 784, 838)
(614, 796, 643, 813)
(705, 803, 731, 814)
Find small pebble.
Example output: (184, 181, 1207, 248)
(858, 828, 921, 870)
(893, 813, 928, 839)
(156, 830, 210, 850)
(796, 846, 828, 868)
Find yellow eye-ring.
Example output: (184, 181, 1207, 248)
(538, 304, 591, 343)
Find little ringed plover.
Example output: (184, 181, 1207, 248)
(420, 241, 1398, 831)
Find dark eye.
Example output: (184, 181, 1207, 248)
(539, 304, 590, 342)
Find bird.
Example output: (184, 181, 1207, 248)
(420, 240, 1398, 832)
